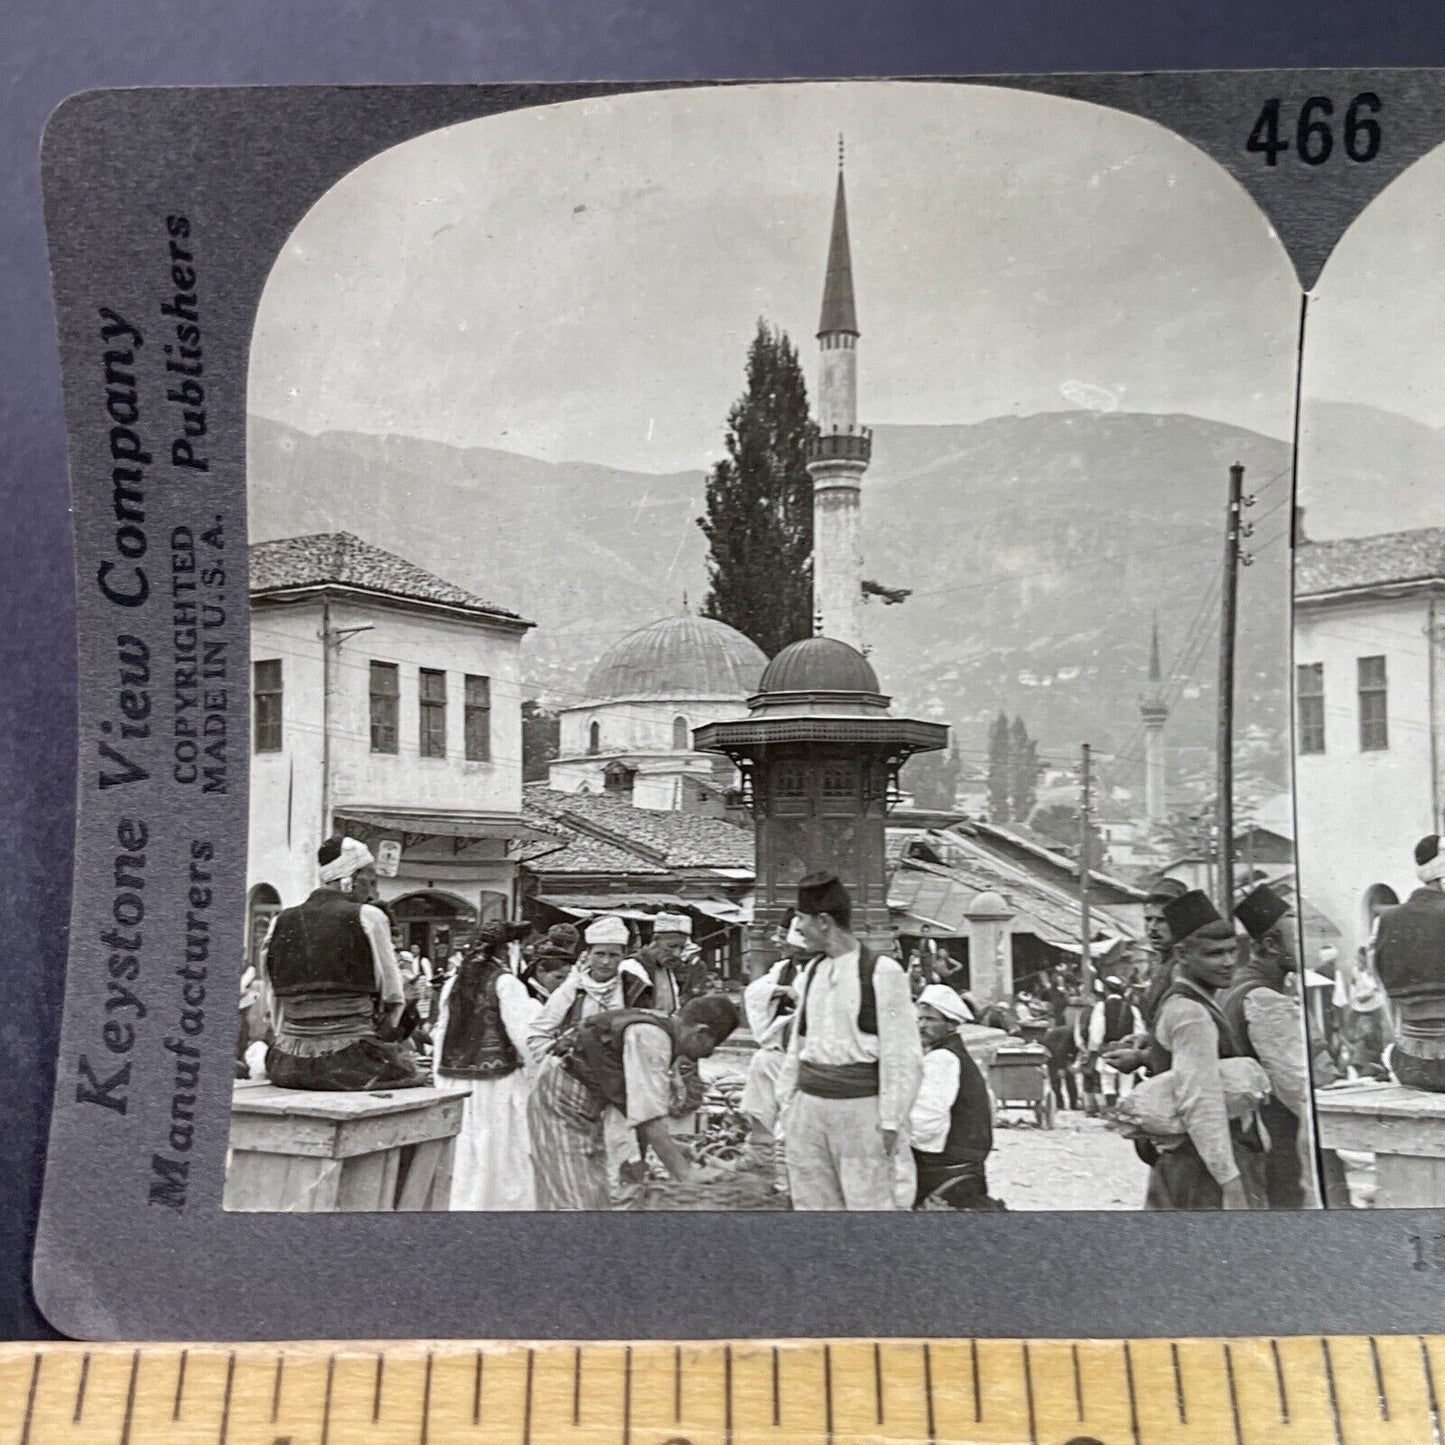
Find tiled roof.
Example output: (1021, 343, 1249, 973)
(1296, 528, 1445, 599)
(249, 532, 526, 622)
(518, 785, 754, 875)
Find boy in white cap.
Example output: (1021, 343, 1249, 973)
(259, 835, 422, 1090)
(910, 985, 995, 1208)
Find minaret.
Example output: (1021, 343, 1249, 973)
(1140, 619, 1170, 825)
(806, 140, 871, 652)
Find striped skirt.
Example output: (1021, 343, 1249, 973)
(528, 1055, 610, 1211)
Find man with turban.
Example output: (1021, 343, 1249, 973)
(1139, 889, 1265, 1210)
(909, 985, 995, 1208)
(259, 836, 424, 1090)
(776, 872, 923, 1210)
(1220, 882, 1315, 1208)
(620, 912, 693, 1014)
(1374, 834, 1445, 1092)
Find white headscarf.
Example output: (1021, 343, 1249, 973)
(318, 837, 374, 890)
(584, 915, 629, 946)
(918, 984, 974, 1025)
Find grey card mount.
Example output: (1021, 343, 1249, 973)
(33, 75, 1445, 1340)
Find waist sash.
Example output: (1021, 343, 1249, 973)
(798, 1060, 879, 1099)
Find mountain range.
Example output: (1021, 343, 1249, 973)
(247, 408, 1307, 793)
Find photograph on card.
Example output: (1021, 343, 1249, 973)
(227, 81, 1311, 1214)
(1294, 141, 1445, 1208)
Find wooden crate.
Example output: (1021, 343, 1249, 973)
(225, 1081, 469, 1212)
(1315, 1079, 1445, 1207)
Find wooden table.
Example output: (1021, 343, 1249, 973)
(225, 1080, 469, 1212)
(1314, 1079, 1445, 1206)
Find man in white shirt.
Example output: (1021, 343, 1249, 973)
(1087, 976, 1145, 1108)
(777, 872, 923, 1210)
(739, 911, 812, 1171)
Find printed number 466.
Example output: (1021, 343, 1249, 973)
(1248, 94, 1382, 166)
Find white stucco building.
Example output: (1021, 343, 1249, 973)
(547, 612, 767, 810)
(1294, 526, 1445, 956)
(246, 532, 535, 968)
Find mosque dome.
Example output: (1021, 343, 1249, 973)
(582, 614, 768, 702)
(757, 635, 882, 697)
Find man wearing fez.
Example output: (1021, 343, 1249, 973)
(1375, 834, 1445, 1092)
(1222, 883, 1315, 1208)
(777, 871, 923, 1210)
(260, 836, 424, 1091)
(1138, 889, 1265, 1209)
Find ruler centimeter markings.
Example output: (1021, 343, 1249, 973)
(7, 1337, 1445, 1443)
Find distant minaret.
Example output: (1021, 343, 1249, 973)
(1140, 619, 1170, 825)
(807, 139, 871, 651)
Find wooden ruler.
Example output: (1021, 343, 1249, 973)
(0, 1336, 1439, 1444)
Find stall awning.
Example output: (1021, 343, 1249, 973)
(335, 807, 550, 844)
(533, 893, 748, 925)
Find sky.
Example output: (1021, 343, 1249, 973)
(249, 81, 1302, 474)
(1299, 141, 1445, 536)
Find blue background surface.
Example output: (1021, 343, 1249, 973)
(5, 0, 1445, 1341)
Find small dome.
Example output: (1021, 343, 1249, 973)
(583, 614, 767, 702)
(965, 890, 1013, 921)
(758, 636, 881, 695)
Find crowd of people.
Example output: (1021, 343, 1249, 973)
(238, 832, 1325, 1212)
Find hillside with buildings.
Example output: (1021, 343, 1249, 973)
(248, 408, 1292, 784)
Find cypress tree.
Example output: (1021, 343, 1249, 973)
(1009, 716, 1041, 824)
(698, 320, 817, 657)
(987, 712, 1012, 822)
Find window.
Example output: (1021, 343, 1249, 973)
(465, 674, 491, 762)
(419, 668, 447, 758)
(1358, 655, 1388, 751)
(1295, 662, 1324, 755)
(253, 659, 282, 752)
(370, 662, 399, 753)
(672, 715, 690, 751)
(587, 720, 600, 755)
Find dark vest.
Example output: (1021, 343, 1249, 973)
(565, 1008, 678, 1113)
(1100, 994, 1135, 1045)
(1217, 961, 1289, 1063)
(1146, 978, 1244, 1076)
(438, 959, 521, 1080)
(265, 888, 376, 997)
(1376, 887, 1445, 999)
(797, 946, 881, 1038)
(914, 1034, 993, 1167)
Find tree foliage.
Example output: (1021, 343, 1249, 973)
(697, 321, 817, 658)
(986, 712, 1012, 822)
(521, 700, 561, 783)
(904, 738, 963, 810)
(1008, 716, 1041, 823)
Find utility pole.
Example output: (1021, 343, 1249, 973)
(1079, 742, 1094, 995)
(1216, 462, 1247, 920)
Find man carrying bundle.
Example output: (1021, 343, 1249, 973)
(1130, 889, 1265, 1210)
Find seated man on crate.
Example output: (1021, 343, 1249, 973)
(258, 836, 427, 1091)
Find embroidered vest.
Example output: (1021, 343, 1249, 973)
(438, 960, 521, 1080)
(265, 888, 376, 997)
